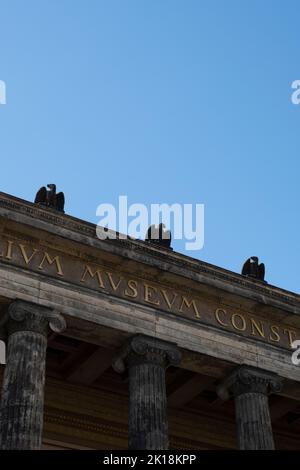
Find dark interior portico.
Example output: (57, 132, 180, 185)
(0, 191, 299, 450)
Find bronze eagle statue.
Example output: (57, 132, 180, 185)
(34, 184, 65, 213)
(145, 223, 172, 249)
(241, 256, 265, 281)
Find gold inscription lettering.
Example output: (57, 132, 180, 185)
(231, 313, 246, 331)
(250, 318, 265, 338)
(124, 279, 138, 298)
(215, 308, 228, 326)
(106, 272, 122, 292)
(161, 289, 178, 310)
(5, 240, 14, 260)
(269, 325, 280, 343)
(144, 283, 160, 306)
(38, 252, 64, 276)
(19, 244, 39, 265)
(1, 236, 299, 351)
(283, 328, 297, 347)
(179, 296, 201, 319)
(81, 265, 105, 288)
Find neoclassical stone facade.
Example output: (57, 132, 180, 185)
(0, 191, 299, 449)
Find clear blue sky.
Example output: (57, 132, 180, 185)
(0, 0, 299, 293)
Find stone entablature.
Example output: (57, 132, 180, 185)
(0, 235, 298, 350)
(0, 191, 299, 383)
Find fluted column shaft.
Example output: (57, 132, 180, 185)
(113, 335, 181, 450)
(217, 366, 283, 450)
(235, 390, 274, 449)
(0, 300, 66, 450)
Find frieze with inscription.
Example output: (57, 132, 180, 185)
(0, 236, 298, 350)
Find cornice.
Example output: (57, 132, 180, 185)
(0, 192, 299, 314)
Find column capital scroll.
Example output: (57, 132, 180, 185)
(0, 299, 66, 339)
(217, 365, 283, 401)
(112, 335, 182, 374)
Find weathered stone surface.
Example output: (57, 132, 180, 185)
(0, 192, 299, 386)
(0, 265, 298, 384)
(217, 366, 283, 450)
(0, 300, 65, 450)
(113, 335, 181, 450)
(0, 191, 299, 318)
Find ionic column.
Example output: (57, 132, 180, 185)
(0, 300, 66, 450)
(113, 335, 181, 450)
(217, 366, 283, 450)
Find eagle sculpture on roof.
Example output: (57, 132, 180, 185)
(145, 223, 172, 249)
(241, 256, 265, 281)
(34, 184, 65, 213)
